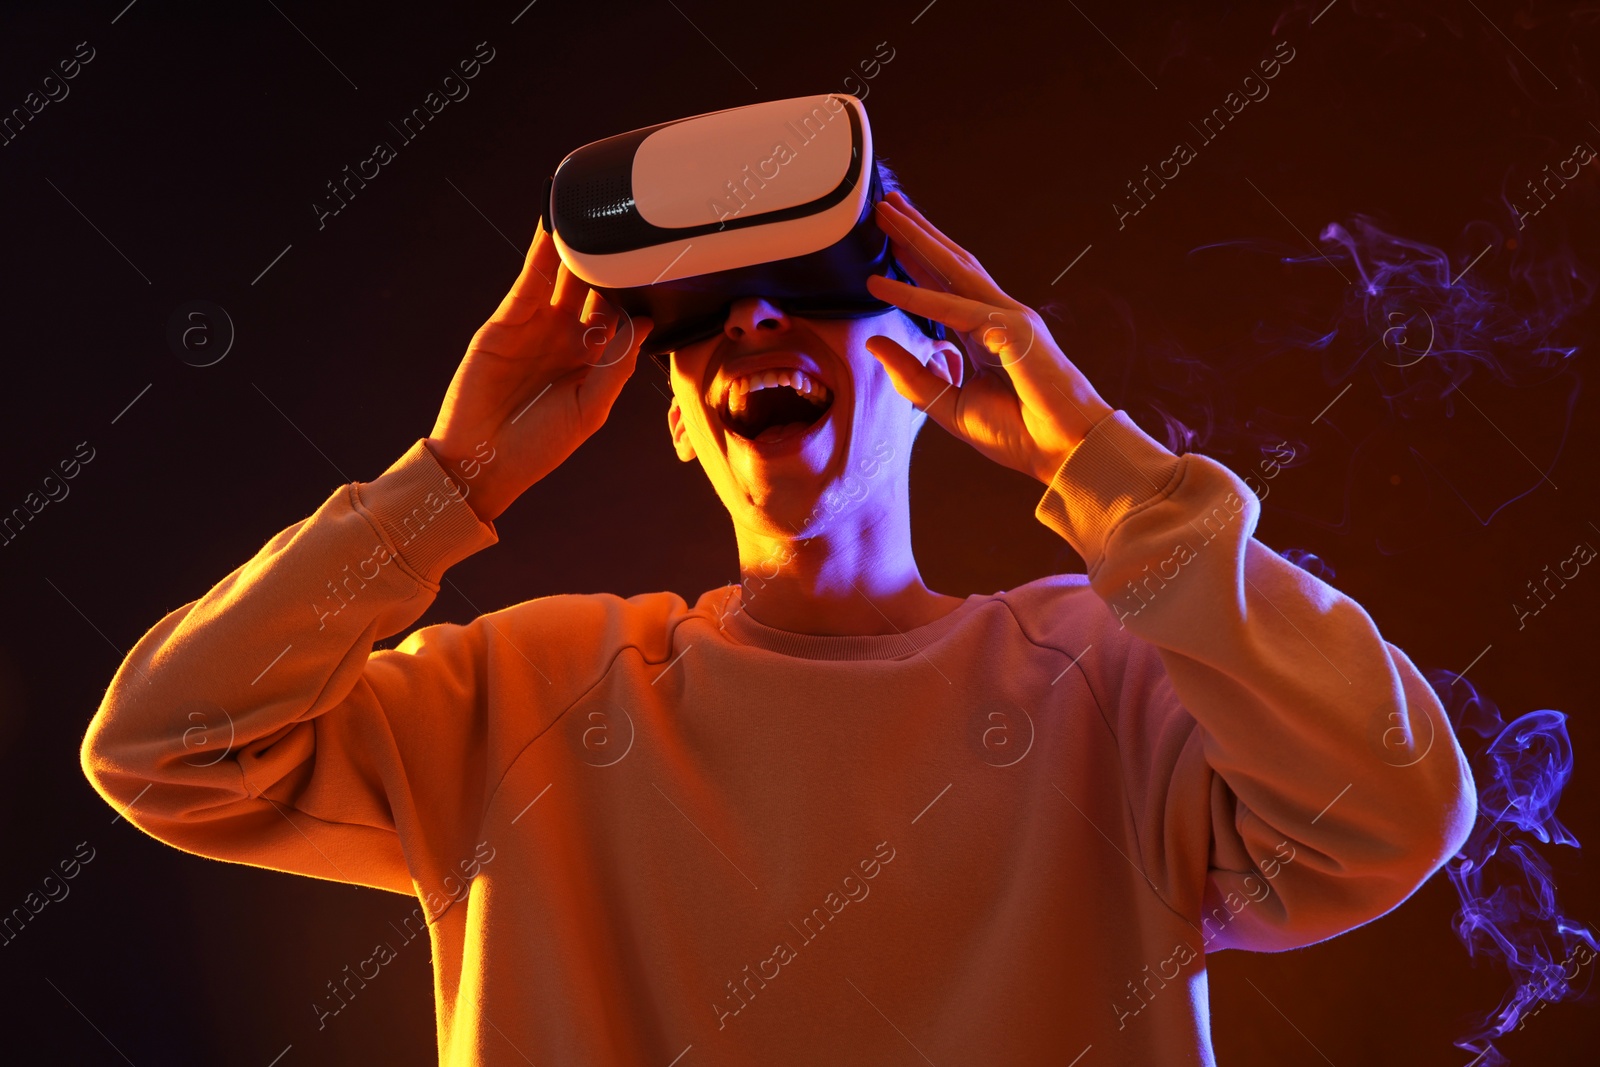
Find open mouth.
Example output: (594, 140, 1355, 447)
(716, 369, 835, 443)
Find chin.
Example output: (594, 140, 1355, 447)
(725, 478, 835, 543)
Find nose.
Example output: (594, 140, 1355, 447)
(722, 296, 792, 343)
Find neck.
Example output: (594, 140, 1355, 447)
(730, 496, 963, 636)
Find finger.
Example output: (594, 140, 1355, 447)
(866, 273, 1004, 334)
(884, 190, 969, 263)
(551, 263, 590, 318)
(888, 241, 948, 295)
(876, 197, 1005, 298)
(581, 288, 623, 327)
(868, 275, 1046, 386)
(577, 316, 652, 425)
(971, 305, 1039, 372)
(949, 300, 1073, 417)
(580, 308, 636, 369)
(875, 199, 1010, 307)
(864, 333, 964, 438)
(495, 218, 560, 322)
(872, 201, 957, 291)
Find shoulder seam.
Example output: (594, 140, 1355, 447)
(465, 594, 714, 896)
(991, 586, 1195, 930)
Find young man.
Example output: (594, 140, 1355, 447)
(82, 172, 1475, 1065)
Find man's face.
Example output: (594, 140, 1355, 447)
(666, 297, 961, 541)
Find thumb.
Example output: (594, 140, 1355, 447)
(578, 315, 652, 421)
(865, 334, 960, 433)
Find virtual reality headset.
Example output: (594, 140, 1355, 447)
(540, 92, 945, 359)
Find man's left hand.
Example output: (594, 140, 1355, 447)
(863, 190, 1115, 486)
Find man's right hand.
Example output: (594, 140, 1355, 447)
(425, 218, 654, 523)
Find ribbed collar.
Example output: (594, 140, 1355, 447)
(708, 585, 990, 661)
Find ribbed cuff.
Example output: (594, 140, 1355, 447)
(353, 439, 499, 585)
(1034, 410, 1185, 570)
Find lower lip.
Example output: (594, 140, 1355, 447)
(727, 403, 835, 454)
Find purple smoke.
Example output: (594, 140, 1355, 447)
(1045, 198, 1596, 1067)
(1277, 546, 1336, 580)
(1034, 6, 1598, 1062)
(1426, 671, 1596, 1066)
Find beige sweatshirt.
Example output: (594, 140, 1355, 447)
(81, 409, 1476, 1065)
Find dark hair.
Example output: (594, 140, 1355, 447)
(873, 157, 947, 343)
(875, 155, 910, 206)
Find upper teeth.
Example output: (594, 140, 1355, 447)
(725, 369, 832, 416)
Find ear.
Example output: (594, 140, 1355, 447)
(667, 397, 696, 462)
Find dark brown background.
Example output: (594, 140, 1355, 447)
(0, 0, 1595, 1063)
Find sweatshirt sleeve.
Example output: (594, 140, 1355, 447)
(1035, 410, 1477, 952)
(80, 439, 504, 901)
